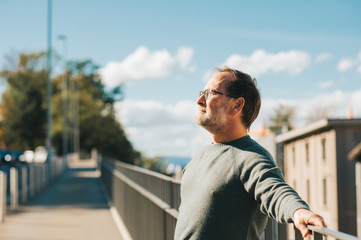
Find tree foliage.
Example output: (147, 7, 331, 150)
(306, 107, 331, 124)
(140, 156, 164, 172)
(0, 52, 47, 149)
(0, 52, 138, 164)
(269, 104, 295, 134)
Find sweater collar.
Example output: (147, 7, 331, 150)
(213, 135, 252, 147)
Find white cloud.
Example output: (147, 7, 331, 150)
(115, 88, 361, 158)
(337, 50, 361, 74)
(98, 46, 194, 87)
(221, 49, 311, 77)
(315, 53, 332, 63)
(254, 88, 361, 130)
(176, 47, 194, 70)
(115, 99, 209, 157)
(118, 100, 196, 126)
(337, 58, 354, 72)
(318, 80, 334, 89)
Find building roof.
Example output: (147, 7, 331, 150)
(275, 118, 361, 143)
(348, 142, 361, 162)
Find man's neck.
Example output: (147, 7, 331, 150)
(212, 127, 248, 144)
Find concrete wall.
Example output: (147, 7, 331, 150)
(283, 129, 338, 232)
(283, 124, 361, 236)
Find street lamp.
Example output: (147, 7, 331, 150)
(46, 0, 52, 153)
(57, 35, 68, 164)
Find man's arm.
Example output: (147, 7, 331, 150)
(293, 208, 326, 238)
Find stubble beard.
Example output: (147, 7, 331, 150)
(196, 107, 227, 135)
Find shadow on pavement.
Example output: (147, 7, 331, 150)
(16, 165, 109, 211)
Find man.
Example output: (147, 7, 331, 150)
(174, 67, 325, 240)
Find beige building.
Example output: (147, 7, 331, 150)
(348, 142, 361, 238)
(276, 118, 361, 237)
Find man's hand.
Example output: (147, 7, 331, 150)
(293, 208, 326, 238)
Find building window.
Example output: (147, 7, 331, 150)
(292, 146, 296, 166)
(323, 178, 327, 206)
(322, 138, 326, 161)
(305, 142, 309, 164)
(307, 179, 310, 203)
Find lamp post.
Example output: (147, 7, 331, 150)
(70, 59, 79, 161)
(46, 0, 52, 160)
(57, 35, 68, 164)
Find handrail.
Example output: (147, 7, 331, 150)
(104, 160, 171, 210)
(106, 157, 181, 209)
(307, 225, 360, 240)
(101, 157, 361, 240)
(112, 158, 178, 182)
(101, 158, 179, 240)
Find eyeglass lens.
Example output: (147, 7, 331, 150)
(199, 90, 210, 99)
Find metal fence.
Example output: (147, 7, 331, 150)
(100, 157, 360, 240)
(101, 158, 177, 240)
(301, 225, 360, 240)
(108, 158, 181, 209)
(0, 157, 67, 222)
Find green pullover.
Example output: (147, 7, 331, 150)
(174, 135, 309, 240)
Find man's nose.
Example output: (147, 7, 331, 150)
(197, 94, 206, 106)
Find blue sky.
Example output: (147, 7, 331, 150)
(1, 0, 361, 157)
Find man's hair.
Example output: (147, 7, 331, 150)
(216, 66, 261, 130)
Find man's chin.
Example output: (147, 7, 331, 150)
(196, 115, 209, 128)
(195, 115, 205, 127)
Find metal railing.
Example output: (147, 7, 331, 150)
(301, 225, 360, 240)
(109, 158, 181, 209)
(101, 158, 177, 240)
(100, 157, 360, 240)
(0, 156, 67, 222)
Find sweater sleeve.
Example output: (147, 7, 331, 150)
(239, 150, 309, 224)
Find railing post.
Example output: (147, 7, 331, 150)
(40, 165, 44, 189)
(29, 166, 35, 198)
(294, 226, 303, 240)
(0, 171, 6, 223)
(263, 218, 273, 240)
(21, 167, 28, 203)
(10, 168, 18, 211)
(277, 223, 288, 240)
(42, 165, 46, 188)
(272, 219, 278, 240)
(36, 165, 41, 192)
(313, 231, 323, 240)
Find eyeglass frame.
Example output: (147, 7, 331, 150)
(199, 89, 237, 99)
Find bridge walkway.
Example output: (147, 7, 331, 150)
(0, 159, 122, 240)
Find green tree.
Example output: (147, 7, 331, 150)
(306, 107, 331, 124)
(140, 156, 164, 172)
(0, 52, 138, 164)
(0, 52, 47, 149)
(51, 59, 138, 164)
(269, 104, 295, 134)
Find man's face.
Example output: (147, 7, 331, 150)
(196, 72, 233, 134)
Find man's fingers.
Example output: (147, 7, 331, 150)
(296, 223, 310, 238)
(308, 214, 326, 227)
(293, 209, 326, 238)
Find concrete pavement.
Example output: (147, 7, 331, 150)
(0, 160, 123, 240)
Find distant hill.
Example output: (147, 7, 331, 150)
(161, 156, 191, 168)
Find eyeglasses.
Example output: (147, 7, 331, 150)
(199, 89, 235, 99)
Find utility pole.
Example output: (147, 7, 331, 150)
(70, 63, 79, 161)
(58, 35, 68, 164)
(46, 0, 52, 154)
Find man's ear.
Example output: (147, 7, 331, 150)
(231, 97, 245, 115)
